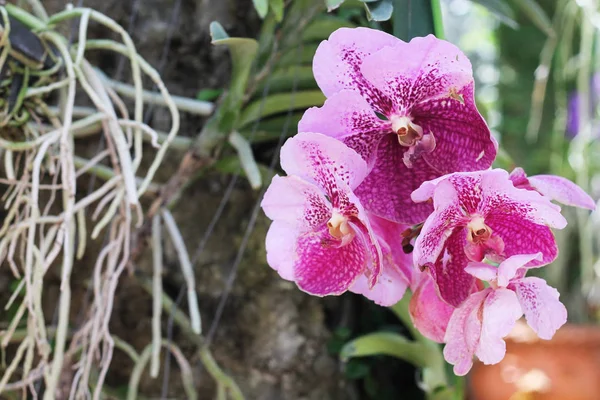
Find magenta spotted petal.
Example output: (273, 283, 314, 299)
(303, 28, 496, 224)
(350, 214, 413, 305)
(261, 132, 383, 297)
(312, 27, 398, 112)
(409, 272, 454, 342)
(509, 167, 596, 210)
(445, 253, 569, 374)
(413, 169, 567, 307)
(443, 287, 522, 376)
(354, 135, 440, 224)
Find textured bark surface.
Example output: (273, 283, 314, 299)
(36, 0, 347, 398)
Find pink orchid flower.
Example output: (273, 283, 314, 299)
(299, 27, 497, 224)
(350, 213, 413, 306)
(510, 167, 595, 210)
(412, 169, 567, 307)
(262, 132, 407, 298)
(444, 253, 567, 376)
(409, 270, 455, 342)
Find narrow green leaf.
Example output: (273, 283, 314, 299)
(238, 91, 325, 128)
(471, 0, 518, 29)
(340, 332, 429, 367)
(364, 0, 393, 21)
(254, 65, 316, 95)
(510, 0, 554, 37)
(326, 0, 346, 11)
(253, 0, 269, 18)
(228, 131, 262, 189)
(301, 17, 356, 42)
(210, 22, 259, 107)
(239, 113, 304, 143)
(278, 44, 319, 67)
(196, 88, 223, 101)
(393, 0, 435, 40)
(209, 21, 229, 41)
(270, 0, 284, 21)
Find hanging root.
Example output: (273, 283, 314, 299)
(0, 3, 239, 399)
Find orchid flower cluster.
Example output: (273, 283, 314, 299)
(260, 28, 596, 375)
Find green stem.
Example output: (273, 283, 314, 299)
(390, 293, 449, 394)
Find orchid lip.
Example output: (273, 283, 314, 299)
(327, 211, 355, 244)
(391, 116, 423, 147)
(467, 216, 492, 244)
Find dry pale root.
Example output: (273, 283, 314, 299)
(0, 2, 241, 398)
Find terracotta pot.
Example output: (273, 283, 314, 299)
(468, 321, 600, 400)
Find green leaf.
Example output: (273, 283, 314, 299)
(238, 90, 325, 128)
(278, 44, 319, 67)
(239, 113, 304, 143)
(254, 65, 316, 95)
(364, 0, 393, 21)
(196, 88, 223, 101)
(471, 0, 518, 29)
(207, 21, 259, 138)
(510, 0, 554, 37)
(344, 359, 371, 380)
(393, 0, 435, 40)
(326, 0, 346, 11)
(228, 131, 262, 189)
(270, 0, 284, 21)
(340, 332, 429, 367)
(253, 0, 269, 18)
(301, 17, 356, 42)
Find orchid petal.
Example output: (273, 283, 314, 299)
(298, 90, 391, 167)
(312, 27, 397, 113)
(261, 175, 331, 229)
(416, 83, 497, 173)
(360, 35, 473, 112)
(280, 132, 368, 191)
(443, 289, 489, 376)
(424, 227, 478, 307)
(294, 225, 367, 296)
(409, 272, 454, 342)
(265, 220, 297, 281)
(529, 175, 596, 210)
(480, 169, 567, 230)
(464, 262, 498, 282)
(476, 288, 522, 365)
(511, 277, 567, 340)
(354, 135, 438, 224)
(496, 253, 543, 287)
(485, 214, 558, 266)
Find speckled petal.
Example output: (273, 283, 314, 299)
(529, 174, 596, 210)
(354, 135, 438, 224)
(312, 27, 398, 113)
(510, 277, 567, 340)
(412, 180, 464, 271)
(412, 171, 483, 214)
(485, 214, 558, 266)
(409, 272, 454, 342)
(350, 253, 408, 306)
(475, 288, 522, 366)
(261, 175, 331, 229)
(360, 35, 473, 113)
(425, 227, 478, 307)
(280, 132, 369, 192)
(294, 225, 368, 296)
(368, 213, 414, 283)
(443, 289, 489, 376)
(298, 90, 391, 167)
(415, 83, 497, 173)
(480, 169, 567, 230)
